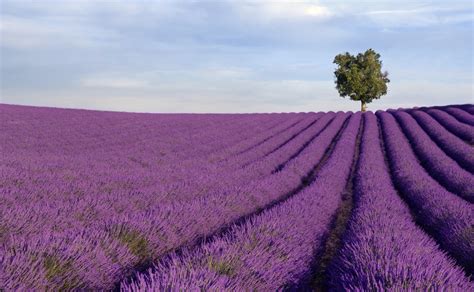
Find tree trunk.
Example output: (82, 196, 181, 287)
(361, 101, 367, 112)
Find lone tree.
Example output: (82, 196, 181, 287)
(333, 49, 390, 112)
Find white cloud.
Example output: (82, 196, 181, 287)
(0, 16, 61, 49)
(1, 0, 472, 113)
(81, 75, 149, 89)
(304, 5, 332, 17)
(440, 12, 474, 24)
(236, 1, 333, 21)
(362, 4, 473, 28)
(0, 15, 117, 49)
(3, 76, 472, 113)
(363, 7, 438, 27)
(366, 8, 427, 15)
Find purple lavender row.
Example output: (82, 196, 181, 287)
(216, 114, 315, 168)
(153, 114, 311, 202)
(0, 110, 326, 220)
(243, 112, 337, 175)
(93, 114, 345, 288)
(171, 114, 328, 204)
(110, 111, 347, 283)
(1, 108, 310, 210)
(196, 112, 346, 206)
(392, 110, 474, 202)
(443, 107, 474, 126)
(121, 113, 362, 291)
(456, 104, 474, 115)
(409, 110, 474, 173)
(153, 113, 334, 205)
(0, 104, 286, 163)
(423, 108, 474, 143)
(0, 111, 312, 208)
(1, 113, 349, 289)
(378, 111, 474, 273)
(208, 113, 306, 162)
(222, 114, 321, 169)
(0, 110, 313, 288)
(328, 112, 472, 290)
(228, 112, 329, 173)
(0, 108, 287, 208)
(194, 114, 292, 157)
(122, 113, 305, 203)
(148, 113, 294, 161)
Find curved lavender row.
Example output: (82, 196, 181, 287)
(138, 113, 337, 206)
(185, 114, 289, 157)
(409, 110, 474, 173)
(0, 108, 304, 211)
(1, 113, 349, 289)
(328, 113, 472, 291)
(377, 111, 474, 273)
(121, 113, 362, 291)
(392, 110, 474, 202)
(414, 104, 473, 113)
(456, 104, 474, 115)
(0, 114, 347, 249)
(223, 114, 321, 169)
(0, 104, 287, 163)
(153, 112, 299, 163)
(133, 113, 334, 205)
(156, 114, 313, 202)
(443, 107, 474, 126)
(423, 108, 474, 143)
(243, 112, 337, 175)
(0, 110, 310, 288)
(0, 110, 308, 211)
(209, 113, 307, 162)
(113, 111, 348, 284)
(172, 113, 336, 205)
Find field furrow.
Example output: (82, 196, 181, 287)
(213, 114, 307, 161)
(230, 114, 321, 169)
(2, 104, 473, 290)
(409, 109, 474, 173)
(2, 111, 349, 289)
(458, 104, 474, 115)
(245, 111, 337, 175)
(378, 111, 474, 274)
(424, 108, 474, 143)
(443, 107, 474, 126)
(392, 110, 474, 202)
(120, 114, 362, 291)
(328, 112, 472, 290)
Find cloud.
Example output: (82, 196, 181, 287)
(5, 77, 471, 113)
(304, 5, 332, 17)
(81, 75, 149, 89)
(0, 15, 117, 50)
(361, 4, 474, 28)
(260, 1, 333, 19)
(0, 16, 63, 49)
(234, 1, 334, 22)
(1, 0, 472, 113)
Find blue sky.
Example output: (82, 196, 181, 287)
(1, 0, 472, 113)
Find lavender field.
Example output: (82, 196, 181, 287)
(0, 103, 473, 290)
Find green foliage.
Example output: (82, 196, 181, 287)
(206, 256, 238, 276)
(44, 254, 71, 280)
(113, 226, 151, 261)
(0, 224, 8, 245)
(43, 254, 80, 290)
(334, 49, 390, 111)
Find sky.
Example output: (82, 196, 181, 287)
(0, 0, 473, 113)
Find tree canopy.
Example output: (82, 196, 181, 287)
(333, 49, 390, 112)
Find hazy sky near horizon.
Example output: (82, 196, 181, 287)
(1, 0, 473, 113)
